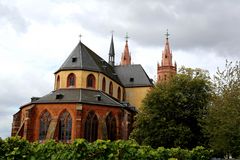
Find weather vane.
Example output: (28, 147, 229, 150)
(165, 29, 170, 39)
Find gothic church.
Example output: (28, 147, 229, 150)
(11, 31, 176, 142)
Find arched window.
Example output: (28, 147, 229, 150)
(84, 111, 98, 142)
(117, 87, 121, 100)
(86, 74, 96, 88)
(56, 75, 60, 89)
(67, 73, 76, 87)
(39, 111, 51, 140)
(123, 89, 126, 101)
(106, 112, 116, 141)
(58, 111, 72, 142)
(109, 82, 113, 96)
(102, 77, 106, 92)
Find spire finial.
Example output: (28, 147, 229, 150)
(111, 30, 114, 36)
(125, 32, 129, 41)
(165, 29, 170, 39)
(79, 34, 82, 42)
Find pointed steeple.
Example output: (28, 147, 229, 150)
(157, 30, 177, 82)
(162, 29, 173, 66)
(120, 33, 131, 65)
(108, 33, 115, 66)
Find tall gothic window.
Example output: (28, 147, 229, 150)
(39, 111, 51, 140)
(117, 87, 121, 100)
(67, 73, 76, 87)
(56, 75, 60, 89)
(84, 111, 98, 142)
(58, 111, 72, 142)
(109, 82, 113, 96)
(102, 77, 106, 92)
(106, 112, 116, 140)
(86, 74, 96, 88)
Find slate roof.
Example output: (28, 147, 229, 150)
(31, 88, 124, 107)
(55, 41, 121, 84)
(114, 64, 153, 87)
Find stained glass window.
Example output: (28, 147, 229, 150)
(84, 111, 98, 142)
(39, 111, 51, 140)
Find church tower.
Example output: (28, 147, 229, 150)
(157, 30, 177, 82)
(120, 33, 131, 65)
(108, 34, 115, 66)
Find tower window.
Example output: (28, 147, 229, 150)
(165, 55, 167, 58)
(117, 87, 121, 100)
(130, 77, 134, 82)
(87, 74, 96, 88)
(109, 82, 113, 96)
(56, 76, 60, 89)
(67, 73, 76, 87)
(102, 77, 106, 92)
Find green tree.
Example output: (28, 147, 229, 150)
(203, 60, 240, 158)
(131, 67, 212, 149)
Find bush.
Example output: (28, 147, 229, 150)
(0, 137, 212, 160)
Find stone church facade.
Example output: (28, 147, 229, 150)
(11, 31, 176, 142)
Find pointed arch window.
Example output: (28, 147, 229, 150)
(106, 112, 117, 141)
(58, 111, 72, 142)
(67, 73, 76, 87)
(39, 111, 51, 140)
(56, 75, 60, 89)
(109, 82, 113, 96)
(87, 74, 96, 88)
(117, 87, 121, 101)
(84, 111, 98, 142)
(102, 77, 106, 92)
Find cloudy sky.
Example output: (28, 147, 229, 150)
(0, 0, 239, 138)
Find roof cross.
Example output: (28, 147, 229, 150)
(125, 32, 129, 41)
(79, 34, 82, 41)
(165, 29, 170, 39)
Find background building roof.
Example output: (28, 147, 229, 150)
(114, 64, 153, 87)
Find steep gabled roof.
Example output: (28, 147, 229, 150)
(114, 64, 153, 87)
(55, 41, 121, 84)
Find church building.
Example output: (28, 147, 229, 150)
(11, 31, 176, 142)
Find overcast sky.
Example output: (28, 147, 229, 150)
(0, 0, 239, 138)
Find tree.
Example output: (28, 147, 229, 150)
(131, 67, 212, 149)
(203, 61, 240, 158)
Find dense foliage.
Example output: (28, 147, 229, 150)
(203, 61, 240, 158)
(131, 68, 212, 149)
(0, 136, 212, 160)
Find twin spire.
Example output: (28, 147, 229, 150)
(108, 32, 132, 66)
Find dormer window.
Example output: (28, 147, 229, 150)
(56, 93, 64, 99)
(72, 57, 77, 62)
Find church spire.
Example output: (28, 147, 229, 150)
(108, 32, 115, 66)
(157, 30, 177, 82)
(120, 33, 131, 65)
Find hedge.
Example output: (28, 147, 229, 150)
(0, 137, 212, 160)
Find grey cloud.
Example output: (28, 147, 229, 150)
(0, 2, 29, 33)
(69, 0, 240, 57)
